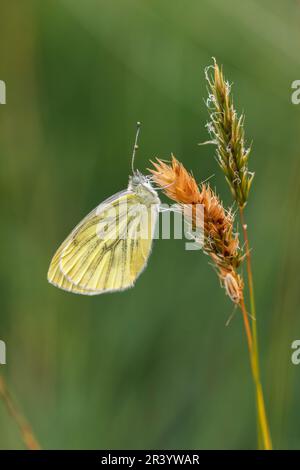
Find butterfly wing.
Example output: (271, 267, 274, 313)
(47, 191, 158, 295)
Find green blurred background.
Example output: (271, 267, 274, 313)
(0, 0, 300, 450)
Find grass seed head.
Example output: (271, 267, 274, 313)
(150, 156, 244, 304)
(205, 59, 254, 208)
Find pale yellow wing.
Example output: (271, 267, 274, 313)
(47, 191, 158, 295)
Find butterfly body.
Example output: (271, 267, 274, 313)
(128, 170, 159, 206)
(47, 172, 160, 295)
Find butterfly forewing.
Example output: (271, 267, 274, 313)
(47, 189, 158, 294)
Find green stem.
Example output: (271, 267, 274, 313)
(239, 207, 272, 450)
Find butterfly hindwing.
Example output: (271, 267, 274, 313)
(47, 190, 158, 294)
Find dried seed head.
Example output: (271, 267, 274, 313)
(205, 59, 254, 208)
(150, 156, 201, 205)
(150, 156, 244, 304)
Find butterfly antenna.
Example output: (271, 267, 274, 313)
(131, 121, 141, 174)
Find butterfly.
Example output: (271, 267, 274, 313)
(47, 123, 160, 295)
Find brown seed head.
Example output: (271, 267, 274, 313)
(150, 156, 244, 304)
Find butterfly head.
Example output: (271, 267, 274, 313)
(128, 171, 159, 205)
(129, 170, 148, 188)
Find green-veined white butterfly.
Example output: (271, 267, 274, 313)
(47, 123, 160, 295)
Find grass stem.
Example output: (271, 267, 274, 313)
(0, 374, 41, 450)
(239, 208, 272, 450)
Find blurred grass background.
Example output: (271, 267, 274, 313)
(0, 0, 300, 449)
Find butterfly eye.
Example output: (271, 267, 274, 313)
(131, 173, 143, 187)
